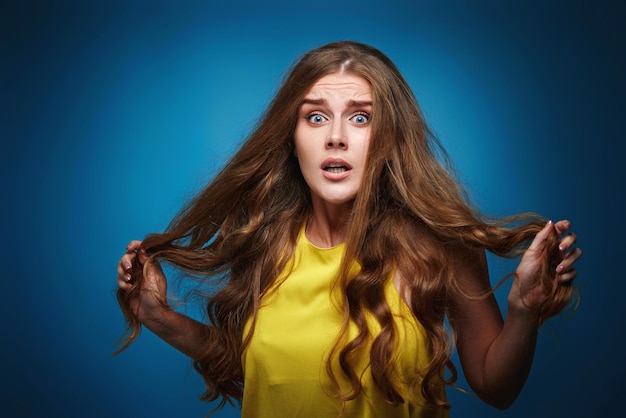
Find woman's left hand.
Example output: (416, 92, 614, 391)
(509, 220, 582, 315)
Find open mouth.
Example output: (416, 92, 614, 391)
(323, 163, 349, 173)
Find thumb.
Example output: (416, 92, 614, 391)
(527, 220, 554, 254)
(137, 247, 149, 265)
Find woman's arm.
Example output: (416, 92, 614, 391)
(116, 240, 211, 360)
(449, 220, 581, 409)
(138, 307, 211, 360)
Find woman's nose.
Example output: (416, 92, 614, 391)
(326, 122, 347, 149)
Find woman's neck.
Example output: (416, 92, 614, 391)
(305, 199, 353, 248)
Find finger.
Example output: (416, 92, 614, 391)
(553, 220, 572, 236)
(126, 240, 143, 253)
(116, 263, 133, 279)
(122, 252, 137, 268)
(117, 274, 134, 289)
(117, 252, 138, 283)
(137, 247, 149, 264)
(117, 253, 137, 277)
(557, 267, 577, 284)
(528, 220, 554, 252)
(558, 232, 578, 252)
(116, 263, 134, 283)
(556, 247, 583, 272)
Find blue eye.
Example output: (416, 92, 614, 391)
(351, 113, 370, 125)
(308, 114, 326, 124)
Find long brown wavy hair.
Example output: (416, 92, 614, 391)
(116, 41, 576, 412)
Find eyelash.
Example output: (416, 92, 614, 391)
(305, 112, 371, 125)
(307, 113, 326, 124)
(351, 112, 370, 124)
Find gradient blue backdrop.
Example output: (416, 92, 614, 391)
(2, 0, 624, 417)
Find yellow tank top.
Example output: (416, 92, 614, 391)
(241, 229, 448, 418)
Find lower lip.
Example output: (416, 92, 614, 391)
(321, 168, 351, 181)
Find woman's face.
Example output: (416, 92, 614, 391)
(294, 72, 372, 208)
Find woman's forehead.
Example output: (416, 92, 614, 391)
(304, 73, 372, 101)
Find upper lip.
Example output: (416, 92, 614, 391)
(321, 157, 352, 170)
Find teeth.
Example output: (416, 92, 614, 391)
(324, 162, 349, 173)
(325, 166, 347, 173)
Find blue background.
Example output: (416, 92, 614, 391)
(2, 0, 624, 417)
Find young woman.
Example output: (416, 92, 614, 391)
(115, 41, 581, 418)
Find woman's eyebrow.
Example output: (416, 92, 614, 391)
(348, 100, 372, 107)
(301, 98, 326, 106)
(300, 98, 372, 107)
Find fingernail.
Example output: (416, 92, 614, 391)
(124, 263, 132, 272)
(556, 265, 564, 273)
(124, 274, 132, 282)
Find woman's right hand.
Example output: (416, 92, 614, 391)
(116, 240, 210, 359)
(116, 240, 169, 324)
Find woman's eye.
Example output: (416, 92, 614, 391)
(307, 114, 327, 124)
(351, 113, 370, 125)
